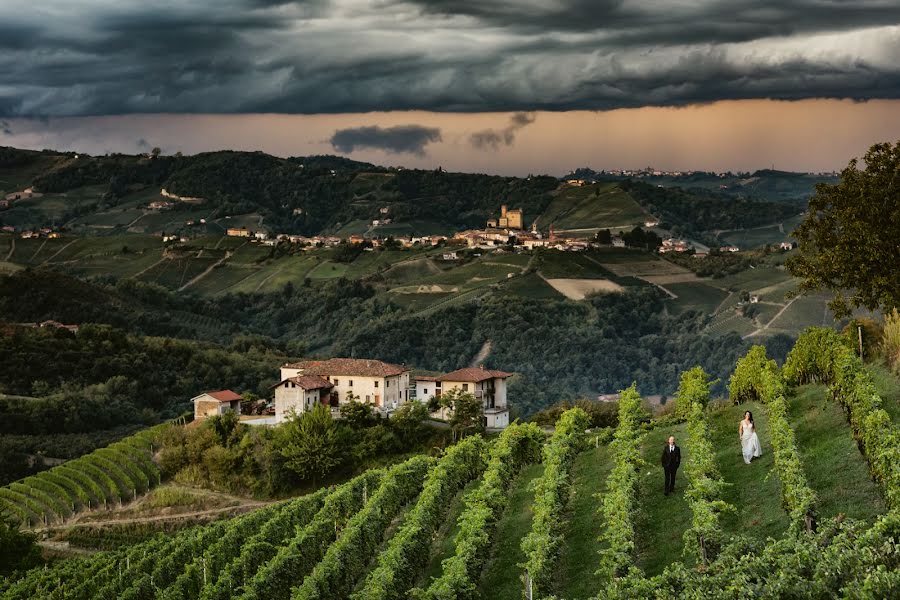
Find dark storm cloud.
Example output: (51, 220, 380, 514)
(330, 125, 442, 156)
(1, 0, 900, 116)
(470, 112, 536, 150)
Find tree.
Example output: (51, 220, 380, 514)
(340, 399, 376, 428)
(787, 141, 900, 317)
(438, 388, 483, 436)
(595, 229, 612, 245)
(0, 518, 41, 576)
(275, 405, 346, 483)
(150, 147, 161, 159)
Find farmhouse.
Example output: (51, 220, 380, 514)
(277, 358, 411, 421)
(420, 366, 512, 429)
(272, 375, 334, 422)
(193, 390, 242, 420)
(226, 227, 252, 238)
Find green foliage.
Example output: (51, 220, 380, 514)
(414, 422, 545, 600)
(354, 435, 487, 600)
(596, 384, 646, 584)
(520, 408, 589, 597)
(883, 308, 900, 374)
(340, 399, 377, 428)
(0, 425, 167, 527)
(682, 397, 733, 566)
(788, 141, 900, 317)
(784, 327, 900, 510)
(0, 518, 40, 577)
(732, 346, 818, 531)
(602, 512, 900, 599)
(673, 366, 714, 421)
(530, 399, 618, 430)
(728, 345, 778, 404)
(293, 456, 435, 599)
(275, 405, 347, 484)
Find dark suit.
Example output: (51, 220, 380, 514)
(661, 444, 681, 494)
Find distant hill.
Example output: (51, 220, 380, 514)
(1, 146, 809, 243)
(563, 167, 837, 204)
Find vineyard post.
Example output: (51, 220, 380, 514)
(858, 326, 863, 360)
(524, 569, 533, 600)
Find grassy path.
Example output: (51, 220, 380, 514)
(557, 443, 614, 599)
(634, 421, 691, 575)
(708, 402, 790, 543)
(788, 385, 886, 522)
(417, 479, 480, 588)
(478, 462, 544, 597)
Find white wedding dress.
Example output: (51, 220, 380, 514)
(740, 420, 762, 464)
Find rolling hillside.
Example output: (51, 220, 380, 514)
(2, 334, 898, 599)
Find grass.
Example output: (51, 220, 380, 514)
(418, 479, 480, 588)
(557, 443, 615, 599)
(635, 421, 692, 575)
(707, 401, 790, 543)
(768, 295, 830, 330)
(501, 272, 564, 300)
(534, 250, 615, 279)
(478, 462, 544, 597)
(667, 282, 729, 315)
(536, 183, 648, 231)
(787, 385, 886, 522)
(713, 266, 793, 293)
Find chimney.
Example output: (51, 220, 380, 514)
(479, 364, 485, 370)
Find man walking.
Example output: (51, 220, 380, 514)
(661, 435, 681, 495)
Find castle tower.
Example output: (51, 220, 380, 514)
(501, 205, 508, 218)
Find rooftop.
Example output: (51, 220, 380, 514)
(437, 366, 513, 383)
(283, 357, 409, 378)
(196, 390, 242, 403)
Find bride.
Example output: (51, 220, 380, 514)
(739, 410, 762, 464)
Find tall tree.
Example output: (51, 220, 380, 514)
(275, 405, 346, 483)
(787, 141, 900, 317)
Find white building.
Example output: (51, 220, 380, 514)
(272, 375, 334, 422)
(276, 358, 411, 421)
(192, 390, 242, 420)
(419, 366, 512, 429)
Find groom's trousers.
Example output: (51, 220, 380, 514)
(664, 466, 677, 494)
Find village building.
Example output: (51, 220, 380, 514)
(423, 366, 512, 429)
(660, 238, 690, 253)
(226, 227, 252, 238)
(486, 205, 524, 230)
(612, 237, 626, 248)
(720, 245, 741, 253)
(276, 358, 411, 421)
(193, 390, 242, 420)
(272, 375, 334, 421)
(780, 242, 794, 250)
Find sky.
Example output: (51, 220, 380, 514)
(2, 0, 900, 175)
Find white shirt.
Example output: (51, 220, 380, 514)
(669, 445, 675, 452)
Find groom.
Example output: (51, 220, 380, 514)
(661, 435, 681, 495)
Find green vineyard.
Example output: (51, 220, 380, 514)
(0, 425, 169, 527)
(3, 328, 900, 599)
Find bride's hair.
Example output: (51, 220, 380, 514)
(744, 410, 754, 425)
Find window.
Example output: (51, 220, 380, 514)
(386, 380, 390, 387)
(349, 380, 353, 387)
(374, 381, 379, 388)
(365, 395, 371, 402)
(462, 383, 469, 392)
(424, 388, 429, 396)
(435, 381, 442, 388)
(334, 379, 339, 386)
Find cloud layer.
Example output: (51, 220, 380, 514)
(470, 112, 536, 150)
(1, 1, 899, 116)
(330, 124, 442, 155)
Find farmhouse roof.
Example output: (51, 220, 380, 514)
(283, 358, 409, 377)
(273, 375, 334, 390)
(437, 366, 513, 383)
(194, 390, 242, 403)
